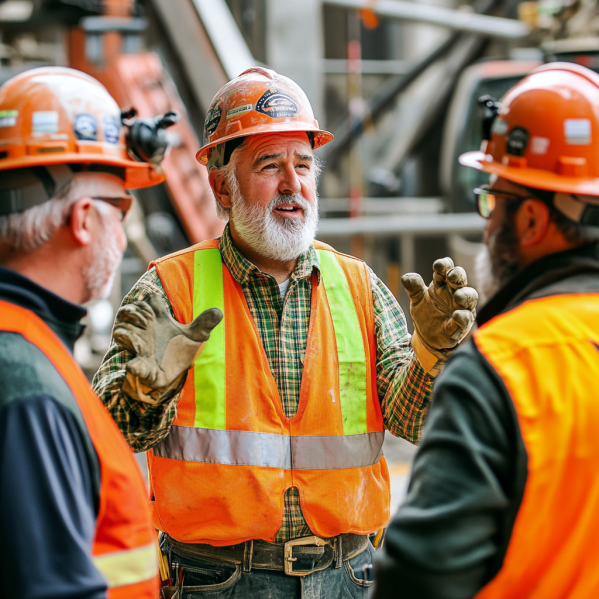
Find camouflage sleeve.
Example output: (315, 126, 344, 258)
(369, 268, 434, 444)
(92, 268, 179, 452)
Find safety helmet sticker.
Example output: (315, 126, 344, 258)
(32, 111, 58, 134)
(531, 136, 550, 155)
(226, 104, 253, 119)
(506, 127, 528, 156)
(255, 89, 298, 119)
(204, 102, 222, 140)
(102, 115, 120, 144)
(565, 119, 591, 145)
(491, 118, 508, 136)
(74, 113, 98, 141)
(0, 110, 17, 128)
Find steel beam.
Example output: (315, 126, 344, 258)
(317, 212, 486, 237)
(324, 0, 530, 39)
(191, 0, 255, 80)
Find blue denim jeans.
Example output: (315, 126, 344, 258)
(164, 539, 374, 598)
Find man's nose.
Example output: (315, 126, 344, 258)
(278, 163, 301, 195)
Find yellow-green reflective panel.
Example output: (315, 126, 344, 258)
(193, 249, 226, 429)
(316, 250, 368, 435)
(93, 543, 158, 588)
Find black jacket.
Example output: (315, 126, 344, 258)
(373, 243, 599, 599)
(0, 267, 106, 599)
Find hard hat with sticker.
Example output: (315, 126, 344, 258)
(196, 66, 333, 165)
(0, 110, 17, 128)
(32, 111, 58, 134)
(102, 115, 120, 144)
(460, 62, 599, 197)
(255, 89, 298, 119)
(506, 127, 528, 156)
(204, 101, 222, 142)
(74, 113, 97, 141)
(0, 66, 165, 190)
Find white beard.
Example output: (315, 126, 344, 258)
(229, 178, 319, 262)
(83, 220, 123, 302)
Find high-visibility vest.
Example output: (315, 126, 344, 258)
(148, 239, 390, 546)
(474, 293, 599, 598)
(0, 300, 159, 599)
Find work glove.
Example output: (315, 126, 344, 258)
(112, 294, 223, 405)
(401, 257, 478, 378)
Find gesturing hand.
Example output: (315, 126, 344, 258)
(113, 294, 223, 404)
(401, 257, 478, 377)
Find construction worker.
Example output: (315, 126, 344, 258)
(0, 67, 169, 599)
(93, 66, 478, 598)
(373, 62, 599, 599)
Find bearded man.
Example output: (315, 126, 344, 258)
(373, 63, 599, 599)
(0, 67, 166, 599)
(93, 67, 477, 598)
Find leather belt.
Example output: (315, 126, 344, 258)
(166, 533, 369, 577)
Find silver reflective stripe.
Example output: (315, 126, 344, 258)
(154, 426, 384, 470)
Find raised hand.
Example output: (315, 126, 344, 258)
(401, 257, 478, 377)
(113, 294, 223, 404)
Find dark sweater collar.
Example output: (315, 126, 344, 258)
(477, 243, 599, 327)
(0, 267, 86, 351)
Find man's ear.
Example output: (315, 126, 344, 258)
(517, 199, 551, 247)
(208, 169, 232, 209)
(69, 197, 94, 247)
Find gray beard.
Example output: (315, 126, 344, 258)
(230, 190, 319, 262)
(474, 215, 521, 306)
(83, 223, 123, 303)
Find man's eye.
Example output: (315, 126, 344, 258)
(263, 164, 277, 170)
(297, 164, 309, 169)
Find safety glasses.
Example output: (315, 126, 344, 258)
(92, 195, 133, 222)
(473, 185, 528, 219)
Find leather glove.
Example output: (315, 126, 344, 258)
(401, 257, 478, 378)
(112, 294, 223, 405)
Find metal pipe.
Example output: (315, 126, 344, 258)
(324, 0, 530, 39)
(317, 212, 485, 237)
(322, 31, 460, 166)
(190, 0, 255, 81)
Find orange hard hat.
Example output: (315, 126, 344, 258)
(196, 67, 333, 166)
(0, 66, 165, 189)
(460, 62, 599, 196)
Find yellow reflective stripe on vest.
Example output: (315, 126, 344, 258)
(193, 249, 226, 429)
(316, 249, 368, 435)
(92, 543, 158, 588)
(190, 247, 369, 435)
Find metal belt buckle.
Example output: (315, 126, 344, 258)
(284, 535, 327, 576)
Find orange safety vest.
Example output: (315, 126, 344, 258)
(0, 300, 159, 599)
(474, 293, 599, 598)
(147, 240, 390, 546)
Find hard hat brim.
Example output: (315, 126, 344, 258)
(0, 153, 165, 189)
(459, 150, 599, 196)
(196, 123, 334, 166)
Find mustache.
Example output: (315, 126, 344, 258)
(268, 194, 312, 212)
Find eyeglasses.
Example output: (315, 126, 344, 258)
(91, 195, 133, 222)
(473, 185, 529, 219)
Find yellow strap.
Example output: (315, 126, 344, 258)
(93, 543, 158, 588)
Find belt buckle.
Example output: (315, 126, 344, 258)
(284, 535, 327, 576)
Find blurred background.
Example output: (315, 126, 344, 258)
(1, 0, 597, 505)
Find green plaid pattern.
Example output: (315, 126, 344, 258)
(93, 225, 433, 543)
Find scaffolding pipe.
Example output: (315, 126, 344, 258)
(317, 212, 485, 237)
(324, 0, 530, 39)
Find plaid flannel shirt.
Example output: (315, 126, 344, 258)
(93, 226, 433, 543)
